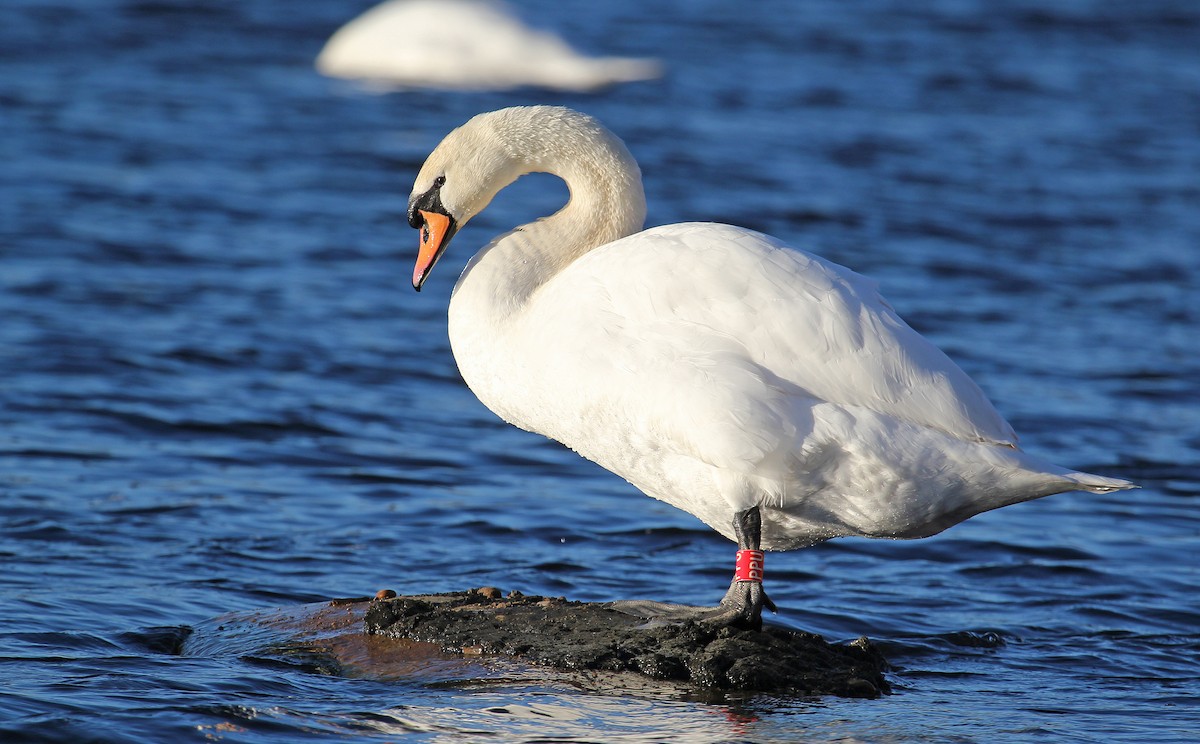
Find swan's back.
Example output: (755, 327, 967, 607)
(518, 223, 1016, 456)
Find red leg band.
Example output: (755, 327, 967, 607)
(735, 549, 764, 583)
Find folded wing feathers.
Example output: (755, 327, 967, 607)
(564, 223, 1018, 474)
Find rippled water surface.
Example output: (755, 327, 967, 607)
(2, 0, 1198, 741)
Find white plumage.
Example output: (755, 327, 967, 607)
(316, 0, 660, 92)
(409, 106, 1133, 555)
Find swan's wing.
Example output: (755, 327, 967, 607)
(532, 222, 1016, 474)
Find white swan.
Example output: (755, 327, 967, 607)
(316, 0, 660, 92)
(407, 106, 1135, 627)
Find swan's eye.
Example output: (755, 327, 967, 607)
(434, 175, 446, 188)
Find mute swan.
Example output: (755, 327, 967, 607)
(316, 0, 660, 92)
(408, 106, 1135, 628)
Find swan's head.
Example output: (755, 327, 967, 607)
(408, 109, 534, 290)
(408, 170, 457, 292)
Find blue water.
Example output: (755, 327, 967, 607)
(2, 0, 1198, 741)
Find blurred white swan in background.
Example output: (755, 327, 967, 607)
(405, 106, 1135, 628)
(316, 0, 661, 92)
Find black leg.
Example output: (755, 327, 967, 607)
(718, 506, 777, 630)
(733, 505, 760, 550)
(609, 506, 777, 630)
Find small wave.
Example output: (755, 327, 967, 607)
(79, 407, 342, 441)
(118, 626, 193, 656)
(957, 562, 1108, 581)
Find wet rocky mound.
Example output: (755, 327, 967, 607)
(364, 588, 889, 698)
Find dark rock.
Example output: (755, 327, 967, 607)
(364, 589, 889, 698)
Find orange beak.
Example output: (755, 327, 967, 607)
(412, 209, 454, 291)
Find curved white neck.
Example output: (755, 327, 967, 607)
(451, 117, 646, 318)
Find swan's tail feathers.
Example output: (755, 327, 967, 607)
(1065, 471, 1138, 494)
